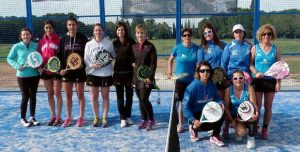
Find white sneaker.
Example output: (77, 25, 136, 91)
(121, 120, 127, 127)
(235, 134, 242, 141)
(21, 119, 31, 127)
(247, 136, 256, 149)
(29, 117, 40, 126)
(126, 118, 133, 125)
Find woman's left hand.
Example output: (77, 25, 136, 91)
(145, 78, 152, 84)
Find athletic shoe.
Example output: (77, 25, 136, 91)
(121, 120, 127, 127)
(77, 117, 84, 127)
(253, 125, 259, 136)
(62, 117, 73, 127)
(102, 118, 107, 128)
(247, 136, 256, 149)
(29, 117, 40, 126)
(93, 117, 100, 127)
(126, 118, 133, 125)
(210, 136, 225, 147)
(54, 117, 62, 126)
(47, 117, 56, 126)
(146, 120, 155, 131)
(235, 134, 242, 141)
(20, 118, 31, 127)
(262, 128, 268, 139)
(177, 124, 183, 133)
(189, 125, 199, 142)
(138, 120, 147, 129)
(222, 127, 229, 139)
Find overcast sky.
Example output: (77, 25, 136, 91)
(0, 0, 299, 24)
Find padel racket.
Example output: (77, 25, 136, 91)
(211, 67, 228, 85)
(199, 102, 223, 123)
(136, 65, 161, 104)
(237, 100, 255, 122)
(65, 52, 83, 71)
(167, 73, 189, 80)
(23, 52, 43, 68)
(90, 49, 113, 73)
(40, 56, 61, 74)
(264, 61, 290, 79)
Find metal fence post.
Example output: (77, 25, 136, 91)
(176, 0, 181, 44)
(25, 0, 33, 32)
(253, 0, 260, 44)
(100, 0, 106, 30)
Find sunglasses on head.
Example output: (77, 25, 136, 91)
(182, 33, 191, 37)
(199, 69, 211, 73)
(232, 76, 244, 80)
(203, 30, 212, 36)
(262, 32, 272, 36)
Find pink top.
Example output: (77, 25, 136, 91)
(38, 32, 60, 75)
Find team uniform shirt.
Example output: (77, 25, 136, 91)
(182, 79, 223, 123)
(7, 41, 39, 77)
(221, 39, 252, 78)
(113, 38, 135, 74)
(84, 38, 115, 77)
(171, 43, 198, 83)
(253, 44, 277, 79)
(38, 33, 60, 75)
(197, 40, 225, 68)
(229, 84, 250, 116)
(132, 40, 157, 89)
(57, 32, 88, 79)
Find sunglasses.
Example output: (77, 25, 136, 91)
(203, 30, 212, 36)
(182, 34, 191, 37)
(262, 32, 272, 36)
(232, 76, 244, 80)
(199, 69, 211, 73)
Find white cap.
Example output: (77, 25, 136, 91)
(232, 24, 245, 32)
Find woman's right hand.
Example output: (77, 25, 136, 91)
(60, 69, 66, 76)
(255, 72, 264, 78)
(91, 64, 102, 69)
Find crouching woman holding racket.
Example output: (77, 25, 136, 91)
(223, 70, 258, 149)
(84, 23, 115, 127)
(182, 61, 225, 147)
(7, 27, 41, 127)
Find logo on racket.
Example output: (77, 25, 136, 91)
(200, 102, 223, 123)
(25, 52, 43, 68)
(211, 67, 227, 85)
(65, 52, 83, 71)
(137, 65, 151, 82)
(93, 49, 113, 67)
(238, 101, 255, 122)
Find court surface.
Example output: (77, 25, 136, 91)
(0, 91, 299, 152)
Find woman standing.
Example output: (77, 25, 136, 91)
(250, 24, 281, 139)
(197, 23, 227, 98)
(38, 20, 63, 126)
(182, 61, 225, 147)
(132, 24, 157, 131)
(57, 17, 88, 127)
(221, 24, 252, 78)
(223, 70, 258, 149)
(84, 23, 115, 127)
(113, 22, 135, 127)
(7, 27, 40, 127)
(197, 23, 225, 68)
(167, 28, 198, 133)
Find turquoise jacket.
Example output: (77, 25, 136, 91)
(7, 41, 40, 77)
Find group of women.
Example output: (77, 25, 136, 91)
(7, 17, 157, 131)
(168, 23, 281, 148)
(7, 18, 281, 148)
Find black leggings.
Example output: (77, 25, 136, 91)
(193, 111, 225, 136)
(17, 76, 40, 119)
(135, 88, 154, 121)
(116, 83, 133, 120)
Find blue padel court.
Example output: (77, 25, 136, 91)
(0, 91, 299, 152)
